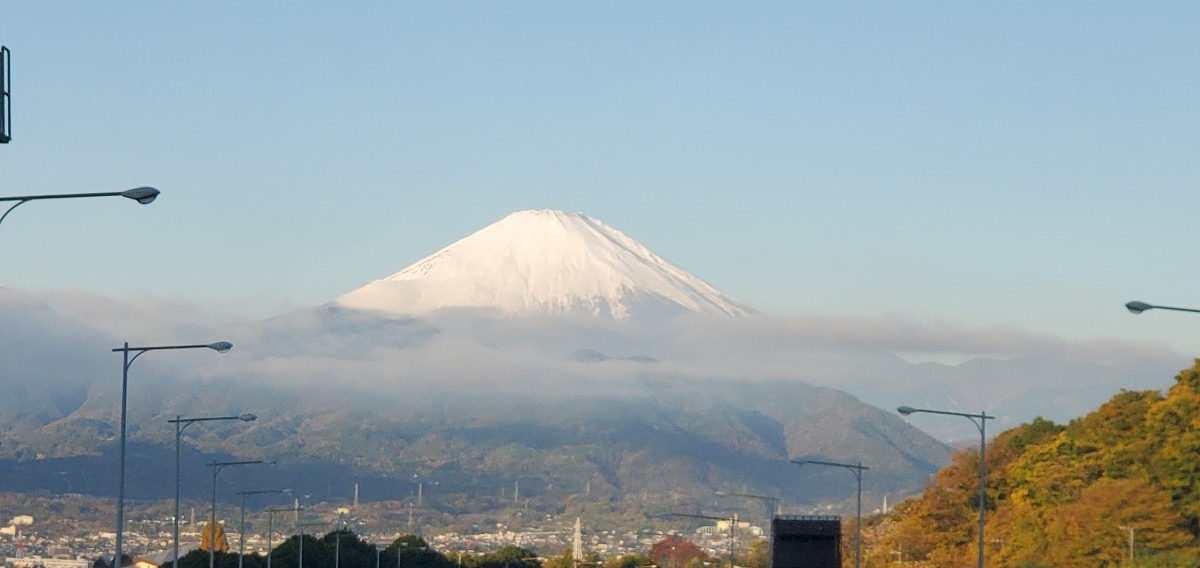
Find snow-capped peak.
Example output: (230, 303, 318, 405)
(334, 209, 757, 319)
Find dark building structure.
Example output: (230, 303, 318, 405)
(771, 516, 841, 568)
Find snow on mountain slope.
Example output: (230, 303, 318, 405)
(335, 209, 757, 319)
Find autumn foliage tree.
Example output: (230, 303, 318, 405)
(876, 361, 1200, 566)
(647, 535, 706, 568)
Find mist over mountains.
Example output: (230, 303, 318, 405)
(0, 210, 1189, 517)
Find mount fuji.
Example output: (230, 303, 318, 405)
(334, 209, 756, 320)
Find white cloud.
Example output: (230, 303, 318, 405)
(1, 288, 1189, 441)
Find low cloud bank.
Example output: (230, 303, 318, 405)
(1, 289, 1190, 440)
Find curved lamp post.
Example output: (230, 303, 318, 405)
(898, 406, 993, 568)
(113, 341, 232, 568)
(1125, 301, 1200, 315)
(237, 489, 292, 568)
(714, 491, 779, 568)
(791, 460, 868, 568)
(265, 507, 302, 568)
(333, 514, 348, 568)
(208, 460, 266, 568)
(1, 187, 159, 228)
(297, 522, 329, 568)
(168, 413, 256, 568)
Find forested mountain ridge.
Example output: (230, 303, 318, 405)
(0, 378, 949, 521)
(870, 360, 1200, 567)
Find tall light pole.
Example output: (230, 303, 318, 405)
(1, 187, 159, 228)
(898, 406, 993, 568)
(297, 522, 328, 568)
(209, 460, 265, 568)
(113, 341, 232, 568)
(714, 491, 780, 568)
(333, 514, 348, 568)
(237, 490, 291, 568)
(1125, 300, 1200, 315)
(264, 507, 301, 568)
(168, 414, 256, 568)
(791, 460, 869, 568)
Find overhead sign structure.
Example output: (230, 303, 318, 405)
(1, 46, 9, 143)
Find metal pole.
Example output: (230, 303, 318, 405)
(115, 343, 130, 568)
(206, 462, 265, 568)
(790, 460, 868, 568)
(855, 466, 863, 568)
(714, 492, 778, 568)
(267, 512, 273, 568)
(114, 342, 232, 568)
(265, 508, 300, 568)
(211, 465, 219, 568)
(728, 514, 735, 568)
(172, 415, 253, 568)
(896, 407, 991, 568)
(240, 495, 247, 568)
(978, 417, 986, 568)
(175, 417, 183, 568)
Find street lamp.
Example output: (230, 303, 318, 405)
(297, 522, 329, 568)
(237, 490, 291, 568)
(209, 460, 266, 568)
(168, 414, 257, 568)
(264, 507, 302, 568)
(897, 406, 993, 568)
(791, 460, 868, 568)
(113, 341, 233, 568)
(714, 491, 780, 568)
(1125, 300, 1200, 315)
(1, 187, 160, 228)
(333, 514, 349, 568)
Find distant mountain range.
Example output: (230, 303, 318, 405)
(0, 209, 1186, 524)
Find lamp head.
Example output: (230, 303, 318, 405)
(1125, 301, 1153, 315)
(208, 341, 233, 353)
(897, 406, 917, 416)
(121, 187, 160, 205)
(240, 413, 257, 422)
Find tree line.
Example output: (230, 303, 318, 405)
(860, 361, 1200, 567)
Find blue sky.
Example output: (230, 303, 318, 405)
(2, 2, 1199, 353)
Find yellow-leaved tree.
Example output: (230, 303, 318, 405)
(200, 520, 229, 552)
